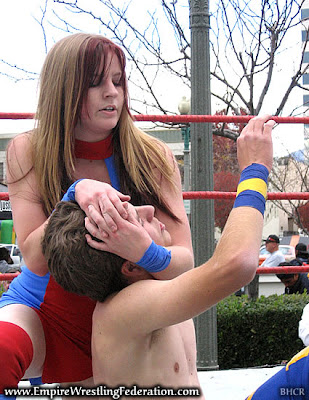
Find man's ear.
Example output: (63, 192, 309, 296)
(121, 261, 145, 278)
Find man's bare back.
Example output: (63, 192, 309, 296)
(92, 279, 204, 399)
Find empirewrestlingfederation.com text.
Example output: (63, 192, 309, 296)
(5, 384, 201, 398)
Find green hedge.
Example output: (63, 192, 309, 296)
(217, 293, 309, 370)
(0, 283, 7, 297)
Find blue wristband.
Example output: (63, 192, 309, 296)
(137, 240, 171, 273)
(234, 191, 266, 215)
(239, 163, 269, 183)
(233, 163, 269, 216)
(61, 179, 85, 202)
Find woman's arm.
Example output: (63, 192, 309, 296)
(7, 135, 133, 276)
(6, 134, 50, 276)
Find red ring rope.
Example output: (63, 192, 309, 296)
(0, 192, 308, 201)
(257, 266, 309, 274)
(0, 273, 20, 281)
(1, 112, 309, 124)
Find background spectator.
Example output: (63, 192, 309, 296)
(0, 246, 20, 273)
(260, 235, 285, 267)
(294, 243, 309, 264)
(0, 246, 20, 292)
(276, 261, 309, 294)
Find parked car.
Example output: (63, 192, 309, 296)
(259, 245, 295, 266)
(0, 244, 22, 266)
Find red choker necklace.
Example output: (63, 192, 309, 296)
(74, 135, 113, 160)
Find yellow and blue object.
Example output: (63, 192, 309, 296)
(246, 347, 309, 399)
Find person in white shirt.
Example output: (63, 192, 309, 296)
(261, 234, 285, 267)
(299, 303, 309, 346)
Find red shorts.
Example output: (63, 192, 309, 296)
(36, 277, 96, 383)
(0, 269, 96, 383)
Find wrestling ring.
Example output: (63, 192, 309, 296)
(1, 112, 309, 280)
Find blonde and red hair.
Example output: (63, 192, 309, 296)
(8, 33, 179, 220)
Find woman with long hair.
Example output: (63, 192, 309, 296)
(0, 33, 193, 391)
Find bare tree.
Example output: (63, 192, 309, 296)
(270, 151, 309, 235)
(211, 0, 308, 116)
(1, 0, 308, 139)
(31, 0, 307, 135)
(33, 0, 192, 117)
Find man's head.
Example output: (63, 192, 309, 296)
(296, 243, 306, 253)
(42, 201, 171, 302)
(295, 243, 308, 259)
(0, 247, 13, 264)
(276, 261, 299, 288)
(125, 202, 171, 247)
(265, 234, 280, 253)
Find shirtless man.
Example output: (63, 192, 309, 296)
(42, 115, 274, 398)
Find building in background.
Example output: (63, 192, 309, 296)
(0, 133, 11, 183)
(302, 0, 309, 147)
(263, 156, 303, 240)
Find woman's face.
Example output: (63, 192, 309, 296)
(75, 52, 125, 141)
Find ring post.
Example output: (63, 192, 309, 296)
(190, 0, 219, 370)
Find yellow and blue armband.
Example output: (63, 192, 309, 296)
(233, 163, 269, 216)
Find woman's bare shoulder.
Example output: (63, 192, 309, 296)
(8, 131, 33, 150)
(6, 131, 34, 180)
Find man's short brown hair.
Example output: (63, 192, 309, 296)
(42, 201, 128, 302)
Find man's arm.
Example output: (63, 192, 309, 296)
(102, 116, 274, 335)
(106, 204, 263, 333)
